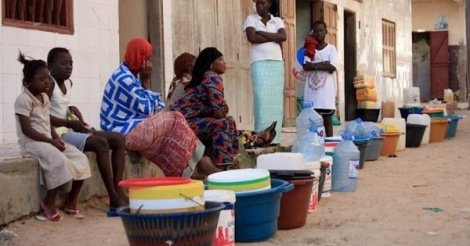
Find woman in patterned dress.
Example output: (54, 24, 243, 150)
(167, 52, 277, 152)
(100, 38, 220, 177)
(169, 47, 276, 164)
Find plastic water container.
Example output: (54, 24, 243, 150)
(345, 118, 368, 139)
(443, 88, 454, 103)
(382, 118, 406, 151)
(332, 133, 360, 192)
(296, 100, 325, 144)
(403, 87, 421, 107)
(408, 114, 431, 144)
(256, 153, 304, 170)
(292, 126, 325, 161)
(204, 190, 236, 246)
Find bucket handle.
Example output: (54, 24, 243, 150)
(277, 182, 294, 193)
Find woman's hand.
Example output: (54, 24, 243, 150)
(140, 59, 153, 90)
(68, 120, 91, 133)
(50, 138, 66, 151)
(255, 29, 287, 43)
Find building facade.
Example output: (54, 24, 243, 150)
(0, 0, 415, 143)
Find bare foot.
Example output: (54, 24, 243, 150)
(196, 156, 222, 178)
(116, 187, 129, 203)
(40, 201, 57, 214)
(255, 121, 277, 147)
(109, 193, 128, 209)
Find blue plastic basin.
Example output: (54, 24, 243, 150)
(447, 115, 462, 138)
(235, 178, 293, 242)
(399, 107, 423, 120)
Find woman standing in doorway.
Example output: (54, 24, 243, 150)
(243, 0, 286, 144)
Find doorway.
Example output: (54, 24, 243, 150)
(344, 10, 357, 121)
(412, 31, 449, 101)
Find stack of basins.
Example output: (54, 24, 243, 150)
(115, 177, 224, 246)
(207, 168, 293, 242)
(353, 73, 380, 121)
(397, 107, 427, 148)
(255, 152, 331, 230)
(269, 170, 315, 230)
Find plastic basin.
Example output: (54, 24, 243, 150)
(116, 201, 224, 246)
(399, 107, 423, 120)
(430, 118, 449, 143)
(274, 176, 314, 230)
(446, 115, 462, 138)
(405, 124, 426, 148)
(119, 177, 204, 214)
(235, 179, 293, 242)
(380, 132, 400, 156)
(354, 108, 381, 122)
(365, 137, 383, 161)
(208, 169, 271, 193)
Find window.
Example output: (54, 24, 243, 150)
(2, 0, 74, 34)
(382, 19, 396, 78)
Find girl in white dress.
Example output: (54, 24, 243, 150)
(15, 53, 90, 221)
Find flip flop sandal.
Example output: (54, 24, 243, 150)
(107, 208, 118, 217)
(35, 211, 63, 222)
(264, 130, 277, 147)
(63, 208, 85, 219)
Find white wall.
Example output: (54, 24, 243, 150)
(0, 0, 120, 144)
(324, 0, 413, 121)
(412, 0, 466, 45)
(118, 0, 147, 59)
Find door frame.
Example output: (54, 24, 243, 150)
(344, 10, 357, 121)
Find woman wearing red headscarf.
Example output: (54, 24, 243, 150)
(100, 38, 220, 178)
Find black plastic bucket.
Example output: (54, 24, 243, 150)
(355, 109, 381, 122)
(405, 124, 426, 148)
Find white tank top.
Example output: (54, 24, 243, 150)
(50, 77, 72, 119)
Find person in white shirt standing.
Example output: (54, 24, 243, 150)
(303, 20, 338, 137)
(243, 0, 286, 144)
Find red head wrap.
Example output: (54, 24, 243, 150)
(124, 38, 153, 74)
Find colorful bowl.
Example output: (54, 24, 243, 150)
(207, 169, 271, 193)
(119, 177, 204, 214)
